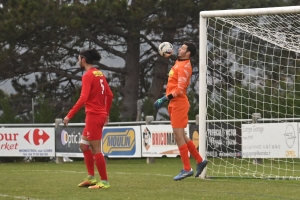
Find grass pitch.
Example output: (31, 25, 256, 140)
(0, 157, 300, 200)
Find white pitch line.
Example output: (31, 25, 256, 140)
(0, 193, 42, 200)
(114, 172, 172, 177)
(9, 170, 173, 177)
(10, 170, 85, 174)
(6, 170, 300, 187)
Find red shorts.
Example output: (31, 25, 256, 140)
(82, 114, 106, 141)
(168, 100, 189, 128)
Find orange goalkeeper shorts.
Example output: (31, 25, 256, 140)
(168, 100, 190, 128)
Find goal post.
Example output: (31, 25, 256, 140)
(199, 6, 300, 179)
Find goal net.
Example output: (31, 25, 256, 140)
(198, 6, 300, 180)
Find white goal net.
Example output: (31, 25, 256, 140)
(199, 6, 300, 179)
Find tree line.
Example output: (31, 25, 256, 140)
(0, 0, 298, 123)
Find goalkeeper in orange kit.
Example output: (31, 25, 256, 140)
(154, 41, 208, 181)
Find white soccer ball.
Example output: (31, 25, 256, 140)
(158, 42, 173, 58)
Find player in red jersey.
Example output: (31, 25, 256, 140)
(63, 48, 113, 189)
(154, 42, 208, 181)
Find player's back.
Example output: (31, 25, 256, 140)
(85, 68, 108, 115)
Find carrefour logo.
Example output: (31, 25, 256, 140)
(61, 130, 81, 147)
(24, 129, 50, 146)
(102, 128, 136, 156)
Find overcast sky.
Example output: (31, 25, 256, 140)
(0, 51, 126, 95)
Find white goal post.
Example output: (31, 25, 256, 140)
(199, 6, 300, 179)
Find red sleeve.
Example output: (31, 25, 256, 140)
(105, 78, 113, 115)
(67, 74, 92, 119)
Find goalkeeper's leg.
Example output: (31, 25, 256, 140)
(184, 136, 208, 177)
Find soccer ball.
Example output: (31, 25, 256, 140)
(158, 42, 173, 58)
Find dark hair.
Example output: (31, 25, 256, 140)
(79, 48, 101, 64)
(183, 41, 197, 57)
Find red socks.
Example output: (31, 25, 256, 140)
(83, 150, 108, 181)
(187, 140, 203, 164)
(94, 153, 108, 181)
(179, 144, 191, 171)
(83, 149, 94, 176)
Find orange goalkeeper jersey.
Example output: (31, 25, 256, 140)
(166, 59, 192, 102)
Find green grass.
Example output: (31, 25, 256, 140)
(0, 157, 300, 200)
(207, 157, 300, 179)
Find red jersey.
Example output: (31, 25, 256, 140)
(166, 59, 192, 102)
(67, 68, 113, 119)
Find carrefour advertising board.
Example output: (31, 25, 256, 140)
(0, 128, 55, 157)
(141, 125, 190, 157)
(55, 126, 141, 158)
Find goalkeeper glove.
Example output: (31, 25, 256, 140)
(154, 96, 168, 110)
